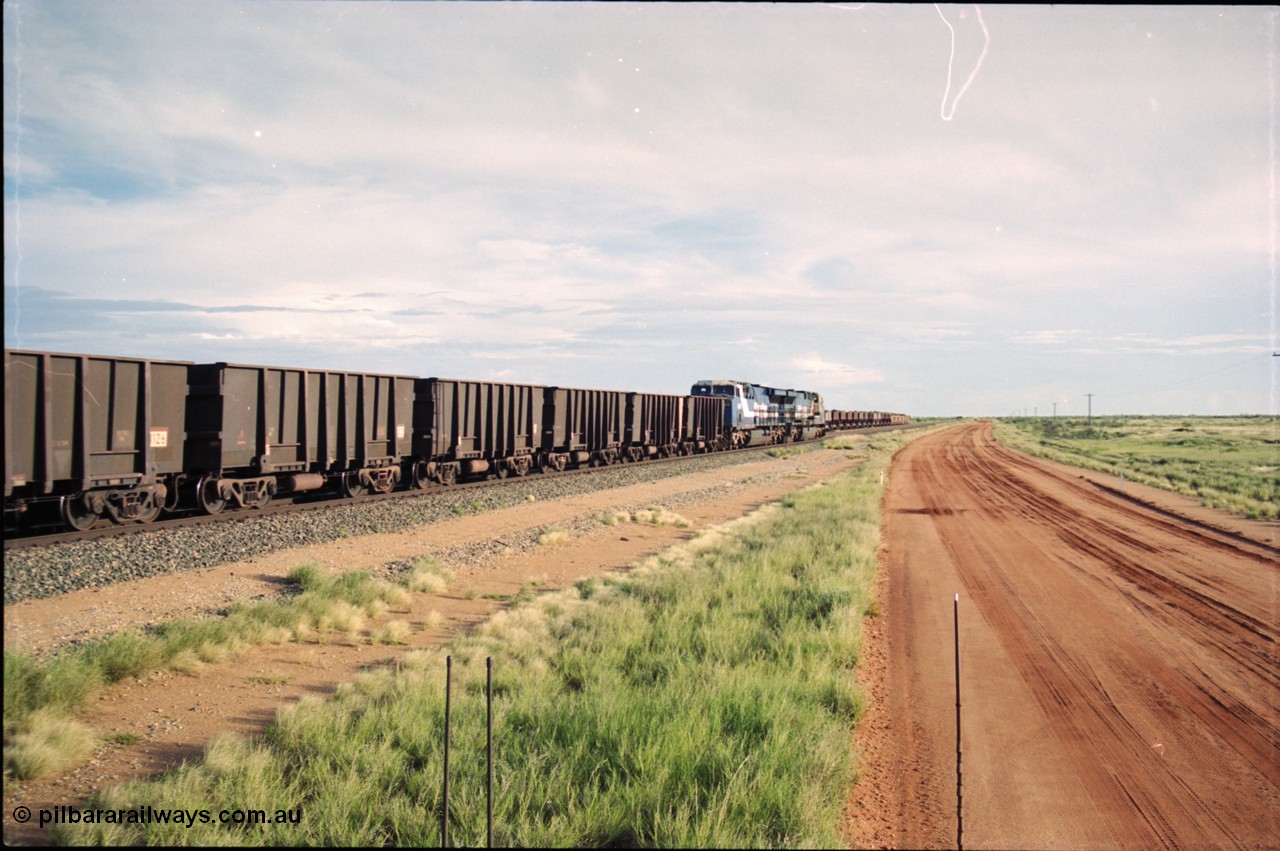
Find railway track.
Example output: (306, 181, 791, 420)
(5, 424, 927, 553)
(5, 451, 686, 551)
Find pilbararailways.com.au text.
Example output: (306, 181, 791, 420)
(17, 804, 302, 830)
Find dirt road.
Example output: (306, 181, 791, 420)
(851, 422, 1279, 849)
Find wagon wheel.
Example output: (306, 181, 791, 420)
(135, 495, 162, 525)
(196, 475, 226, 515)
(342, 472, 368, 498)
(60, 494, 99, 532)
(412, 462, 432, 490)
(254, 488, 273, 510)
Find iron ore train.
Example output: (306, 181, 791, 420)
(3, 349, 909, 533)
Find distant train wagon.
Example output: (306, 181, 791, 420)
(825, 409, 912, 430)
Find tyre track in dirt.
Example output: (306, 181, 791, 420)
(854, 422, 1278, 850)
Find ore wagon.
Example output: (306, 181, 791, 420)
(184, 362, 415, 512)
(542, 387, 626, 469)
(4, 349, 191, 530)
(413, 378, 544, 484)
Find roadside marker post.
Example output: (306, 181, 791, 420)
(443, 654, 452, 848)
(955, 593, 963, 851)
(487, 656, 494, 849)
(436, 655, 497, 847)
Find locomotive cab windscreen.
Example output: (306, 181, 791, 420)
(691, 381, 744, 398)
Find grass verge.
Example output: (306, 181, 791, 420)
(3, 564, 415, 780)
(995, 416, 1278, 520)
(55, 434, 913, 846)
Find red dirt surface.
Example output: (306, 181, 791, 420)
(850, 422, 1279, 849)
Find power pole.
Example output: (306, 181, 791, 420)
(1052, 402, 1057, 418)
(1086, 393, 1093, 429)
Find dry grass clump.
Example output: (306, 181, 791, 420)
(537, 528, 570, 547)
(402, 558, 454, 594)
(6, 709, 97, 780)
(371, 620, 412, 646)
(599, 506, 690, 528)
(631, 506, 690, 528)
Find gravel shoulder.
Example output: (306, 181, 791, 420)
(3, 445, 863, 846)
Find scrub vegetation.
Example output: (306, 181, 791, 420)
(995, 416, 1278, 520)
(54, 434, 915, 847)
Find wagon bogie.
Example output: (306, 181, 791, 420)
(191, 473, 276, 514)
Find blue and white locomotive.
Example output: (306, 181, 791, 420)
(690, 379, 825, 448)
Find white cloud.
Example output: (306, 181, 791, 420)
(1011, 329, 1091, 345)
(790, 354, 885, 386)
(4, 3, 1273, 414)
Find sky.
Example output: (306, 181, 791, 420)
(4, 2, 1276, 417)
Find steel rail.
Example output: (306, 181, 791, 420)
(5, 423, 922, 551)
